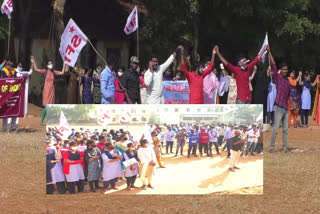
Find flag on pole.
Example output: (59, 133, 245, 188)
(120, 108, 135, 123)
(97, 108, 113, 126)
(256, 112, 263, 122)
(143, 123, 152, 143)
(258, 32, 269, 63)
(58, 111, 72, 140)
(1, 0, 13, 19)
(124, 6, 138, 35)
(59, 19, 88, 67)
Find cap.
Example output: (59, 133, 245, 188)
(130, 56, 139, 63)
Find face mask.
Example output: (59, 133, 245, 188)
(96, 69, 100, 73)
(92, 145, 97, 148)
(48, 64, 53, 70)
(240, 65, 247, 70)
(118, 72, 123, 77)
(71, 146, 78, 151)
(17, 67, 22, 71)
(46, 147, 51, 152)
(109, 146, 115, 150)
(123, 137, 128, 141)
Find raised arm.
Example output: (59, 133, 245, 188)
(30, 56, 43, 73)
(250, 65, 258, 81)
(215, 46, 228, 66)
(202, 47, 216, 77)
(312, 75, 320, 87)
(267, 45, 275, 65)
(179, 46, 190, 79)
(299, 72, 304, 86)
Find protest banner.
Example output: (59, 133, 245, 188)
(122, 158, 139, 168)
(124, 5, 139, 57)
(0, 77, 25, 119)
(59, 19, 88, 67)
(162, 81, 190, 104)
(258, 32, 268, 63)
(120, 108, 135, 123)
(1, 0, 12, 18)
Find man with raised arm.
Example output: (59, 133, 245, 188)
(144, 47, 181, 104)
(215, 45, 267, 104)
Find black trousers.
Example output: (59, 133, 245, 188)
(199, 143, 208, 155)
(56, 181, 66, 194)
(126, 175, 137, 187)
(223, 139, 231, 157)
(46, 184, 54, 194)
(256, 142, 263, 154)
(208, 142, 213, 155)
(188, 144, 197, 156)
(300, 109, 309, 125)
(210, 141, 220, 155)
(67, 180, 84, 194)
(166, 141, 173, 153)
(218, 136, 224, 146)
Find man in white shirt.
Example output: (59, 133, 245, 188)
(165, 126, 176, 154)
(245, 124, 260, 156)
(144, 46, 181, 104)
(138, 139, 157, 190)
(208, 126, 221, 156)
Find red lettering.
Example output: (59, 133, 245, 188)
(71, 35, 82, 48)
(65, 45, 75, 55)
(64, 56, 71, 63)
(8, 0, 12, 7)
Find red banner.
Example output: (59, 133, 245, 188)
(0, 77, 26, 119)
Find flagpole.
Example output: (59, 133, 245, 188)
(7, 17, 11, 55)
(87, 39, 108, 65)
(137, 28, 139, 58)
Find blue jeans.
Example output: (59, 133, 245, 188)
(270, 105, 288, 150)
(236, 99, 250, 104)
(2, 118, 17, 132)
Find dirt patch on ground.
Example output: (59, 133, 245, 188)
(0, 104, 319, 213)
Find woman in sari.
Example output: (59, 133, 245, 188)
(288, 71, 302, 128)
(312, 75, 320, 125)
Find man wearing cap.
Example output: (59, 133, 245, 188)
(144, 46, 181, 104)
(229, 130, 246, 172)
(215, 45, 268, 104)
(122, 56, 141, 104)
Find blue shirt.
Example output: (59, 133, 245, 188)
(188, 134, 199, 146)
(100, 66, 115, 104)
(224, 129, 234, 139)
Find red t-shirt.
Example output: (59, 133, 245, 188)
(199, 132, 210, 144)
(180, 62, 214, 104)
(97, 142, 105, 152)
(226, 56, 259, 103)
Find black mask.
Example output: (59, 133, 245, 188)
(123, 137, 128, 140)
(92, 145, 97, 148)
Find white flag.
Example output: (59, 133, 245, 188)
(59, 19, 88, 67)
(143, 123, 153, 143)
(120, 108, 135, 123)
(124, 6, 138, 35)
(97, 108, 113, 126)
(58, 111, 72, 140)
(256, 112, 263, 122)
(1, 0, 13, 19)
(258, 32, 269, 63)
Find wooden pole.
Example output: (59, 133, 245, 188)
(137, 28, 139, 58)
(8, 17, 11, 55)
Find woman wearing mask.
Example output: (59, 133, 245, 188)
(266, 66, 277, 125)
(65, 64, 81, 104)
(288, 71, 302, 128)
(123, 143, 139, 191)
(80, 68, 96, 104)
(62, 142, 85, 194)
(299, 73, 319, 127)
(114, 71, 126, 104)
(84, 140, 102, 192)
(93, 65, 103, 104)
(101, 142, 123, 193)
(31, 56, 67, 105)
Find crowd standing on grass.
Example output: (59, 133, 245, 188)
(46, 122, 263, 194)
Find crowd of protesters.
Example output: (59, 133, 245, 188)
(46, 122, 262, 194)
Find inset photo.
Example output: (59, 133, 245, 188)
(46, 104, 263, 195)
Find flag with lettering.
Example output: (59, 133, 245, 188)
(124, 6, 138, 35)
(258, 32, 268, 63)
(120, 108, 135, 123)
(97, 108, 113, 126)
(59, 19, 88, 67)
(58, 111, 72, 140)
(1, 0, 13, 19)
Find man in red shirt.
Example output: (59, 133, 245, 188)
(180, 46, 216, 104)
(215, 45, 267, 104)
(97, 135, 107, 152)
(198, 128, 210, 156)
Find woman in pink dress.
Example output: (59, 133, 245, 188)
(31, 56, 66, 105)
(114, 72, 126, 104)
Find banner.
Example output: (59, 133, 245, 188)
(162, 81, 190, 104)
(258, 32, 268, 63)
(0, 77, 25, 119)
(58, 111, 72, 140)
(1, 0, 13, 19)
(97, 108, 113, 126)
(120, 108, 135, 123)
(59, 19, 88, 67)
(124, 6, 138, 35)
(256, 112, 263, 122)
